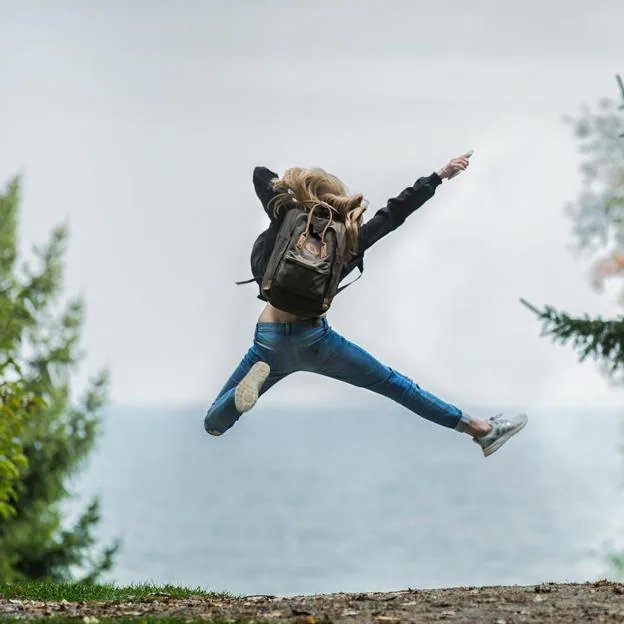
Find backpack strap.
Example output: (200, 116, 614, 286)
(237, 267, 362, 291)
(336, 257, 364, 294)
(296, 203, 334, 258)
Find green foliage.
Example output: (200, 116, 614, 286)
(521, 73, 624, 580)
(0, 175, 117, 581)
(0, 378, 28, 519)
(0, 178, 31, 519)
(0, 363, 43, 520)
(563, 74, 624, 254)
(608, 552, 624, 581)
(519, 298, 624, 376)
(520, 74, 624, 368)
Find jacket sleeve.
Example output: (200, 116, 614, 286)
(357, 171, 442, 254)
(253, 166, 281, 221)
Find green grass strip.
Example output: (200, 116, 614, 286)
(0, 618, 262, 624)
(0, 582, 237, 602)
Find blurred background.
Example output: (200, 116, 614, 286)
(1, 0, 624, 596)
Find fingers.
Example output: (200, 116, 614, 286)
(438, 152, 474, 179)
(452, 150, 474, 169)
(451, 157, 469, 170)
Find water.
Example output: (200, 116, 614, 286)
(69, 401, 624, 596)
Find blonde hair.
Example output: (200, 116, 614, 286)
(267, 166, 367, 260)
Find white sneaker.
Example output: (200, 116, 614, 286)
(234, 361, 271, 413)
(473, 413, 528, 457)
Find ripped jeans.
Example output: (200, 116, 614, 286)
(204, 316, 471, 436)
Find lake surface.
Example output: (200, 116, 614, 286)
(69, 402, 624, 596)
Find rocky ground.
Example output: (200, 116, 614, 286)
(1, 580, 624, 623)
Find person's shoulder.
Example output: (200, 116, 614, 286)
(253, 166, 279, 184)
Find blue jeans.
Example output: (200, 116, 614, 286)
(204, 317, 471, 436)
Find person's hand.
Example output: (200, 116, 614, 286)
(437, 150, 473, 180)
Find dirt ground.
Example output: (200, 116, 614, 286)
(1, 580, 624, 623)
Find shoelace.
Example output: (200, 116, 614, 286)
(491, 414, 515, 434)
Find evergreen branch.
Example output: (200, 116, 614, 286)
(520, 297, 624, 373)
(518, 297, 541, 316)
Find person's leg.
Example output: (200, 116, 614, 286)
(298, 321, 527, 455)
(309, 326, 476, 432)
(204, 343, 289, 436)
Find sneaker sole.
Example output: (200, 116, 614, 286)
(482, 413, 528, 457)
(234, 361, 271, 413)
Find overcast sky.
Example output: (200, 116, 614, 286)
(2, 0, 624, 414)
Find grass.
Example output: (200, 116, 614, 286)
(0, 619, 261, 624)
(0, 582, 237, 602)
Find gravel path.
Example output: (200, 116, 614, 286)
(1, 580, 624, 622)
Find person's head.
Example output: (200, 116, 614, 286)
(268, 166, 367, 259)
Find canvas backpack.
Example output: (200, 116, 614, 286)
(236, 203, 359, 317)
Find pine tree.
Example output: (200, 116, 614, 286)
(0, 176, 118, 581)
(521, 74, 624, 379)
(0, 372, 31, 521)
(0, 178, 41, 521)
(520, 74, 624, 577)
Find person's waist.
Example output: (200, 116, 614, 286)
(255, 316, 328, 332)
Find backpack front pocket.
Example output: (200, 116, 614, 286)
(275, 251, 331, 300)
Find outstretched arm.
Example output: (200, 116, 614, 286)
(357, 172, 442, 253)
(358, 151, 473, 254)
(253, 166, 280, 221)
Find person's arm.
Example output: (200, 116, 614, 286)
(253, 166, 281, 221)
(357, 171, 442, 253)
(357, 152, 472, 254)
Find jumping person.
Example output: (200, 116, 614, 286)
(204, 152, 527, 457)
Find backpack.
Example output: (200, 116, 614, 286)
(236, 203, 358, 316)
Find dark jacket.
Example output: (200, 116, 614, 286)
(247, 165, 443, 301)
